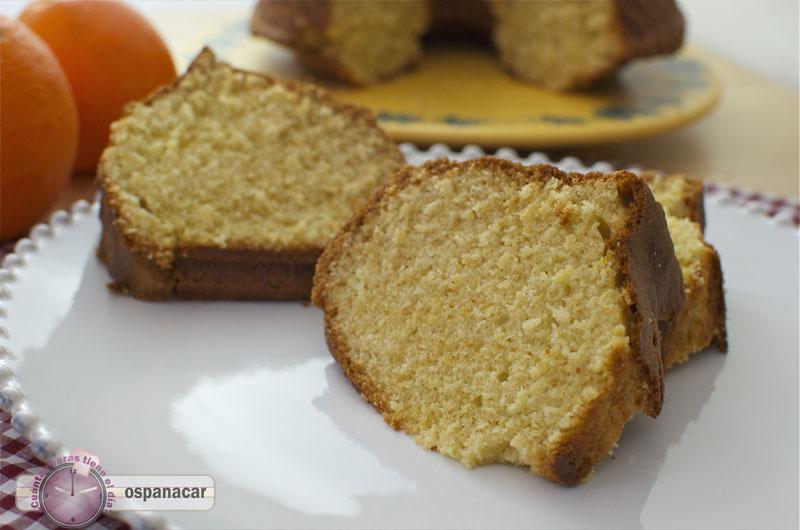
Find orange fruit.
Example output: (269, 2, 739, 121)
(20, 0, 176, 172)
(0, 16, 78, 240)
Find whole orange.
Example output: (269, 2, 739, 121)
(20, 0, 176, 172)
(0, 16, 79, 240)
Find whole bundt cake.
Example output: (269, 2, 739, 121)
(251, 0, 685, 90)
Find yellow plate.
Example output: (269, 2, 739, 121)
(185, 18, 720, 149)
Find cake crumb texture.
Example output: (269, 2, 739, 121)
(645, 173, 727, 366)
(644, 171, 706, 227)
(99, 48, 403, 270)
(313, 158, 684, 484)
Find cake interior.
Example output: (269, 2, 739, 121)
(647, 174, 702, 223)
(490, 1, 621, 89)
(667, 215, 708, 294)
(662, 215, 722, 366)
(324, 0, 429, 84)
(100, 51, 401, 266)
(312, 0, 625, 89)
(322, 165, 645, 473)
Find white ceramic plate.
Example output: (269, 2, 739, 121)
(1, 146, 798, 530)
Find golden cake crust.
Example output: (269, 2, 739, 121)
(612, 0, 685, 65)
(96, 48, 402, 300)
(97, 196, 319, 300)
(312, 157, 684, 484)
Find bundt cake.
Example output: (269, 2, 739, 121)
(251, 0, 685, 90)
(645, 173, 727, 368)
(97, 48, 403, 300)
(312, 158, 684, 484)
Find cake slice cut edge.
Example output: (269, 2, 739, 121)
(643, 171, 706, 229)
(96, 47, 404, 300)
(312, 157, 684, 484)
(644, 172, 727, 368)
(661, 216, 727, 369)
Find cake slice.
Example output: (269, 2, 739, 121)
(97, 48, 403, 300)
(644, 173, 727, 368)
(312, 158, 684, 484)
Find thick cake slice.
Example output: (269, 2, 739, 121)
(312, 158, 684, 484)
(644, 173, 727, 368)
(97, 48, 403, 300)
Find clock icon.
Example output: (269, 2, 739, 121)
(38, 463, 107, 528)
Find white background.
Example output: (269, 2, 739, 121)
(680, 0, 798, 87)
